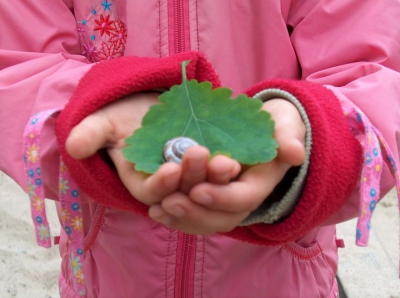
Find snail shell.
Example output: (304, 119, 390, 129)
(163, 137, 199, 164)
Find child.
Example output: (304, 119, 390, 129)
(1, 1, 400, 297)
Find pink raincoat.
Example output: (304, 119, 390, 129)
(1, 1, 400, 297)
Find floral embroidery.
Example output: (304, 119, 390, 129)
(94, 14, 114, 36)
(82, 43, 98, 63)
(101, 0, 113, 11)
(109, 20, 127, 49)
(77, 0, 126, 63)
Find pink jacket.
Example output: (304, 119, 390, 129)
(1, 1, 400, 297)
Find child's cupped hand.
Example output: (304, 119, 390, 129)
(66, 94, 305, 235)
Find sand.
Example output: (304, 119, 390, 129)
(0, 171, 399, 297)
(0, 172, 59, 297)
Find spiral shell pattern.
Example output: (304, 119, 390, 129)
(163, 137, 199, 164)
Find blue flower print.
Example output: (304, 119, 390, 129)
(35, 178, 43, 186)
(370, 188, 376, 197)
(356, 228, 362, 240)
(64, 226, 72, 235)
(369, 200, 377, 211)
(77, 248, 84, 255)
(36, 167, 41, 175)
(28, 169, 34, 177)
(31, 118, 39, 125)
(365, 153, 372, 165)
(72, 202, 80, 211)
(373, 148, 379, 157)
(36, 216, 43, 223)
(387, 156, 397, 171)
(367, 221, 371, 230)
(71, 190, 80, 198)
(356, 112, 362, 123)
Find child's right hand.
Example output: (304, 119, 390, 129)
(66, 92, 241, 207)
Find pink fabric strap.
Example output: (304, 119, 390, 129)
(59, 158, 86, 296)
(344, 107, 400, 248)
(23, 110, 60, 248)
(23, 110, 86, 296)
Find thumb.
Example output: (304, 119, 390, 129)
(65, 111, 113, 159)
(275, 130, 306, 166)
(262, 99, 306, 166)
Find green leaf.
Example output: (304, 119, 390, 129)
(123, 60, 278, 173)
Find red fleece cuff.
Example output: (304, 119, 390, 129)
(223, 80, 363, 245)
(56, 52, 221, 215)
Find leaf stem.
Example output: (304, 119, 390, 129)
(181, 60, 190, 83)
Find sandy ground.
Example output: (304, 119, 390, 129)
(0, 171, 399, 297)
(0, 172, 60, 297)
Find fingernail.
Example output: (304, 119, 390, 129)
(194, 192, 213, 205)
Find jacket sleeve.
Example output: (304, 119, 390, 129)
(231, 0, 400, 244)
(289, 0, 400, 224)
(0, 1, 92, 199)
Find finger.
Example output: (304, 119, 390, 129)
(262, 99, 306, 166)
(179, 146, 210, 194)
(207, 155, 241, 184)
(109, 149, 182, 205)
(66, 110, 113, 159)
(149, 193, 248, 234)
(190, 159, 290, 212)
(275, 132, 306, 166)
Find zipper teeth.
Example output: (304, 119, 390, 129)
(174, 0, 185, 53)
(179, 234, 194, 298)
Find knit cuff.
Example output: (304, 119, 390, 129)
(241, 89, 311, 225)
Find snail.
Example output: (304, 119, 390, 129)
(163, 136, 200, 164)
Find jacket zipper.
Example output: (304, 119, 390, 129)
(175, 233, 196, 298)
(169, 1, 196, 297)
(174, 0, 185, 53)
(169, 0, 190, 55)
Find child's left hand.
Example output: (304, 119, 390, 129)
(148, 98, 306, 235)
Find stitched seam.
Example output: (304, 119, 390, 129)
(196, 0, 200, 51)
(200, 237, 205, 298)
(83, 205, 106, 251)
(159, 0, 162, 57)
(283, 242, 322, 260)
(165, 228, 172, 298)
